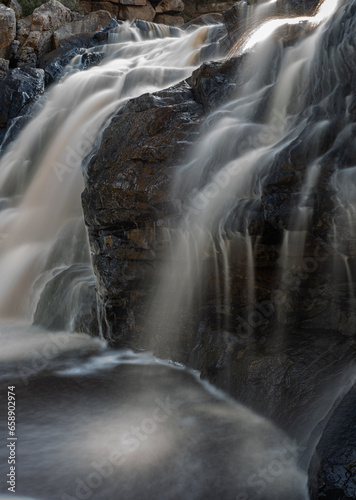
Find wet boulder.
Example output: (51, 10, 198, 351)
(82, 81, 204, 339)
(0, 67, 44, 129)
(0, 67, 44, 147)
(288, 0, 320, 14)
(189, 56, 244, 112)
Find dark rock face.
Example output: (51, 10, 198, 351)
(308, 385, 356, 499)
(0, 67, 45, 147)
(40, 35, 107, 86)
(82, 82, 205, 341)
(80, 0, 235, 21)
(189, 56, 244, 112)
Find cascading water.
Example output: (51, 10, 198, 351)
(0, 0, 355, 498)
(145, 0, 343, 346)
(0, 21, 220, 328)
(0, 7, 312, 499)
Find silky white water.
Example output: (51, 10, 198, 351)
(1, 0, 355, 497)
(0, 21, 219, 323)
(145, 0, 342, 345)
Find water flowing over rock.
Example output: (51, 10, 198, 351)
(81, 0, 356, 471)
(0, 1, 355, 498)
(83, 0, 356, 344)
(82, 82, 205, 339)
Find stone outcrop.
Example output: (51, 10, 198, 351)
(79, 0, 230, 23)
(155, 0, 184, 14)
(53, 10, 117, 49)
(0, 0, 116, 73)
(82, 82, 205, 342)
(119, 1, 156, 22)
(0, 3, 16, 59)
(155, 13, 184, 26)
(0, 0, 118, 147)
(7, 0, 22, 19)
(17, 0, 75, 64)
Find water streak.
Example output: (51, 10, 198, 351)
(0, 22, 218, 324)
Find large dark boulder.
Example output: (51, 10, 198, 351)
(189, 55, 244, 112)
(82, 81, 205, 341)
(0, 67, 45, 147)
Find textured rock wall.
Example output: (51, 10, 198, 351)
(79, 0, 234, 24)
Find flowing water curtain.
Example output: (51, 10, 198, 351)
(0, 22, 218, 326)
(144, 0, 346, 348)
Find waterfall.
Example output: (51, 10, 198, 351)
(0, 21, 220, 330)
(0, 1, 354, 498)
(144, 0, 344, 349)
